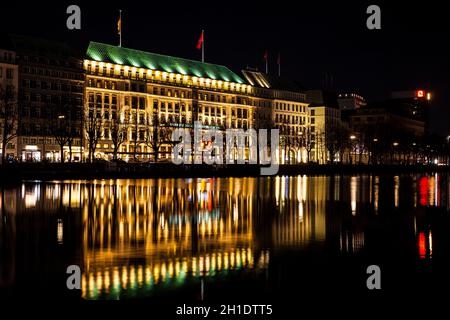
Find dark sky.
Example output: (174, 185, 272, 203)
(1, 0, 449, 135)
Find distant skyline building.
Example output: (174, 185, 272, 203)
(338, 93, 366, 110)
(390, 90, 432, 129)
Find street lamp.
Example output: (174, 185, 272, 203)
(297, 131, 304, 164)
(393, 142, 399, 147)
(349, 135, 357, 164)
(373, 138, 378, 142)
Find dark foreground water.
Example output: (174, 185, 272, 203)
(1, 174, 450, 311)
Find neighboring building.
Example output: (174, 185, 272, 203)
(338, 93, 366, 110)
(346, 90, 430, 139)
(342, 91, 430, 164)
(0, 47, 19, 161)
(8, 34, 84, 162)
(242, 70, 309, 164)
(390, 89, 431, 131)
(305, 90, 343, 163)
(347, 106, 426, 137)
(308, 105, 341, 164)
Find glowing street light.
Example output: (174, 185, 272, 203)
(350, 135, 356, 140)
(393, 142, 399, 147)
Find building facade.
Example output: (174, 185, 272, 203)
(309, 106, 342, 164)
(0, 48, 19, 162)
(9, 35, 84, 162)
(242, 70, 310, 164)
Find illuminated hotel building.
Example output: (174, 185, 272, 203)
(84, 42, 257, 162)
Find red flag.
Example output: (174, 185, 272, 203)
(263, 49, 268, 61)
(196, 31, 204, 50)
(277, 53, 281, 65)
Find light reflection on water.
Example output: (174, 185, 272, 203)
(0, 174, 448, 299)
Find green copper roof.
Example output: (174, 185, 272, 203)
(86, 42, 244, 84)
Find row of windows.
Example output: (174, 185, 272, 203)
(275, 102, 307, 113)
(86, 65, 250, 94)
(87, 93, 254, 120)
(22, 93, 82, 106)
(1, 51, 15, 63)
(88, 93, 118, 105)
(20, 108, 82, 120)
(22, 79, 83, 92)
(86, 108, 250, 130)
(21, 137, 82, 145)
(275, 114, 307, 125)
(87, 84, 256, 109)
(21, 65, 83, 80)
(0, 67, 14, 79)
(20, 126, 82, 137)
(20, 55, 81, 69)
(279, 125, 308, 134)
(88, 79, 118, 90)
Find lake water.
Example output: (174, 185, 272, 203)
(1, 174, 450, 306)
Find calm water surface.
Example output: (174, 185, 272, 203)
(1, 174, 450, 303)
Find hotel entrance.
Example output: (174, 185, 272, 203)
(21, 146, 41, 162)
(24, 151, 41, 162)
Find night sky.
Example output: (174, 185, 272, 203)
(1, 0, 449, 135)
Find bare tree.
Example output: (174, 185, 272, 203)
(51, 115, 69, 163)
(84, 111, 102, 163)
(253, 106, 275, 164)
(109, 112, 127, 161)
(303, 127, 315, 163)
(66, 127, 77, 163)
(0, 86, 18, 164)
(145, 114, 170, 163)
(131, 111, 141, 161)
(51, 103, 74, 163)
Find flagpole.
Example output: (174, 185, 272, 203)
(278, 54, 281, 77)
(119, 10, 122, 47)
(201, 29, 205, 62)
